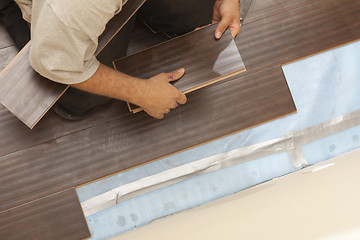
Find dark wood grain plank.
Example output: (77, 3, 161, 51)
(236, 0, 360, 74)
(0, 43, 68, 129)
(0, 100, 131, 158)
(0, 65, 295, 212)
(0, 188, 90, 240)
(114, 24, 246, 95)
(0, 0, 146, 129)
(126, 20, 169, 55)
(243, 0, 323, 24)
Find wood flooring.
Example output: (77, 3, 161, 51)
(0, 189, 90, 240)
(0, 0, 359, 239)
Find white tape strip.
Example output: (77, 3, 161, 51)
(81, 109, 360, 217)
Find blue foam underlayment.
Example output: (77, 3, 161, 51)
(77, 40, 360, 239)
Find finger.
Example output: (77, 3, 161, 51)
(177, 92, 187, 105)
(153, 113, 164, 119)
(164, 108, 170, 114)
(145, 110, 164, 119)
(229, 20, 241, 38)
(214, 15, 232, 39)
(171, 103, 178, 109)
(166, 68, 186, 82)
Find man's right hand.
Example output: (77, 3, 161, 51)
(72, 64, 187, 119)
(137, 68, 187, 119)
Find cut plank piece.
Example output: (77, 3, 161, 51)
(0, 0, 146, 129)
(0, 66, 295, 212)
(0, 188, 90, 240)
(114, 25, 246, 112)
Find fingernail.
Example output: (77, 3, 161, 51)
(216, 32, 222, 39)
(178, 68, 185, 74)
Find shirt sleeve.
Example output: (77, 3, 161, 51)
(29, 0, 125, 85)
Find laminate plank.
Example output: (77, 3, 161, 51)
(114, 24, 246, 112)
(240, 0, 253, 22)
(126, 20, 169, 55)
(243, 0, 323, 24)
(0, 99, 130, 158)
(0, 43, 68, 129)
(0, 0, 146, 129)
(236, 0, 360, 74)
(0, 188, 90, 240)
(0, 65, 295, 212)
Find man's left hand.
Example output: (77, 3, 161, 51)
(212, 0, 241, 39)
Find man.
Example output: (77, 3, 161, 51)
(14, 0, 241, 120)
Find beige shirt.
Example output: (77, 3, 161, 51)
(15, 0, 127, 84)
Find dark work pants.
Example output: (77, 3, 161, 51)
(60, 0, 216, 117)
(0, 0, 30, 50)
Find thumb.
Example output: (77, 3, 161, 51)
(215, 16, 231, 39)
(166, 68, 185, 82)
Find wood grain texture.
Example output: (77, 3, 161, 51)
(243, 0, 323, 24)
(0, 0, 146, 129)
(0, 188, 90, 240)
(240, 0, 253, 22)
(0, 66, 295, 212)
(0, 43, 68, 128)
(126, 20, 169, 55)
(114, 24, 246, 95)
(236, 0, 360, 74)
(0, 100, 131, 158)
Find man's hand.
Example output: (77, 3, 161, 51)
(213, 0, 241, 39)
(137, 68, 187, 119)
(72, 64, 187, 119)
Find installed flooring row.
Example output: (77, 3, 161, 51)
(1, 0, 359, 239)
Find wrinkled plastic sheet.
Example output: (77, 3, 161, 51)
(77, 40, 360, 240)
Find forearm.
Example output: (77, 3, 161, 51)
(71, 63, 145, 105)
